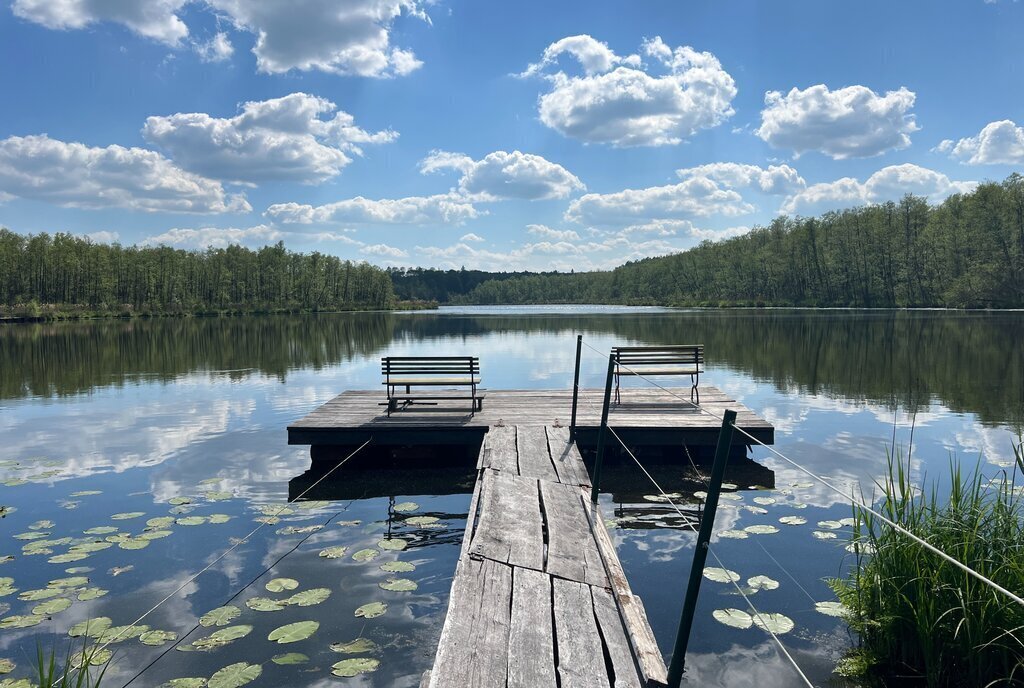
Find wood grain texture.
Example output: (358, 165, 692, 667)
(552, 578, 611, 688)
(546, 426, 592, 488)
(591, 586, 644, 688)
(540, 480, 608, 588)
(470, 470, 544, 572)
(507, 567, 558, 688)
(482, 425, 518, 474)
(516, 425, 560, 483)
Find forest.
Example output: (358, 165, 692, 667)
(0, 231, 396, 318)
(459, 174, 1024, 308)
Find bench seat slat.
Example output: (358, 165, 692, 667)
(616, 367, 701, 376)
(384, 377, 481, 385)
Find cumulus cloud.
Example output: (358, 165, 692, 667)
(756, 84, 919, 159)
(142, 225, 283, 249)
(143, 92, 396, 184)
(565, 176, 754, 227)
(0, 134, 250, 213)
(207, 0, 428, 77)
(527, 224, 582, 241)
(266, 193, 480, 225)
(781, 164, 977, 215)
(360, 243, 408, 258)
(937, 120, 1024, 165)
(520, 35, 736, 147)
(676, 162, 805, 195)
(460, 233, 485, 242)
(194, 32, 234, 62)
(12, 0, 189, 45)
(420, 149, 585, 200)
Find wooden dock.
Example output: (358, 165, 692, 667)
(425, 425, 668, 688)
(288, 386, 774, 449)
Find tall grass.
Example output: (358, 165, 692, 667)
(33, 640, 109, 688)
(832, 438, 1024, 686)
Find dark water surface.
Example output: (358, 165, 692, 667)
(0, 307, 1021, 687)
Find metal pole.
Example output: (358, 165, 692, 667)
(590, 354, 616, 503)
(570, 334, 583, 440)
(667, 409, 737, 685)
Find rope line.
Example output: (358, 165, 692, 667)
(578, 339, 1024, 610)
(59, 438, 373, 684)
(602, 425, 815, 687)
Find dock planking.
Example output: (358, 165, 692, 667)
(428, 425, 669, 688)
(288, 386, 774, 448)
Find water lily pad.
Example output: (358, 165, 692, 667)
(815, 601, 849, 618)
(354, 602, 387, 619)
(318, 546, 348, 559)
(111, 512, 145, 520)
(752, 612, 794, 634)
(71, 541, 113, 553)
(0, 677, 32, 688)
(29, 520, 55, 530)
(718, 529, 749, 539)
(703, 567, 740, 583)
(200, 605, 241, 627)
(71, 648, 112, 668)
(839, 517, 857, 527)
(203, 491, 233, 501)
(296, 500, 329, 510)
(140, 629, 179, 646)
(712, 608, 753, 629)
(743, 506, 769, 515)
(110, 566, 133, 576)
(268, 620, 319, 644)
(0, 659, 14, 674)
(380, 561, 416, 573)
(331, 638, 378, 653)
(812, 530, 837, 540)
(197, 625, 252, 648)
(817, 520, 843, 530)
(752, 497, 776, 505)
(744, 524, 780, 535)
(208, 662, 261, 688)
(119, 538, 150, 550)
(175, 516, 207, 526)
(69, 617, 111, 638)
(245, 597, 285, 612)
(96, 624, 150, 643)
(353, 548, 379, 562)
(0, 615, 43, 629)
(393, 502, 419, 512)
(747, 575, 780, 591)
(778, 516, 807, 526)
(32, 597, 72, 615)
(379, 578, 417, 592)
(146, 517, 175, 529)
(285, 588, 331, 607)
(168, 497, 192, 506)
(77, 588, 108, 601)
(14, 532, 48, 541)
(275, 525, 321, 535)
(403, 516, 439, 527)
(19, 587, 64, 601)
(378, 538, 407, 551)
(208, 514, 231, 524)
(159, 679, 206, 688)
(265, 578, 298, 593)
(271, 653, 308, 665)
(140, 530, 173, 541)
(332, 658, 380, 677)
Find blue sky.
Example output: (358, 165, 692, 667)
(1, 0, 1022, 270)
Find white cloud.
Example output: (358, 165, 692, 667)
(143, 92, 396, 184)
(781, 164, 977, 215)
(565, 176, 753, 227)
(0, 134, 250, 213)
(527, 224, 582, 241)
(82, 230, 120, 243)
(360, 243, 408, 258)
(521, 35, 736, 147)
(676, 162, 805, 195)
(756, 84, 919, 159)
(459, 233, 485, 242)
(12, 0, 189, 45)
(266, 193, 480, 225)
(420, 149, 584, 200)
(207, 0, 428, 77)
(938, 120, 1024, 165)
(194, 32, 234, 62)
(142, 225, 283, 249)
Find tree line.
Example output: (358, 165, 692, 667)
(458, 174, 1024, 308)
(0, 231, 396, 318)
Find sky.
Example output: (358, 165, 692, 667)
(1, 0, 1023, 271)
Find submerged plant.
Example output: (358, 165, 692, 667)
(831, 439, 1024, 687)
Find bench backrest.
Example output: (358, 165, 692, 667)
(611, 345, 704, 367)
(382, 356, 480, 377)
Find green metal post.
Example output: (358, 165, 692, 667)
(667, 409, 737, 685)
(590, 354, 616, 503)
(570, 334, 583, 440)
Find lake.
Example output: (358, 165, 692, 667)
(1, 307, 1021, 687)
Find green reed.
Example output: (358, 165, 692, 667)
(33, 640, 109, 688)
(832, 438, 1024, 686)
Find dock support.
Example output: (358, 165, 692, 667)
(570, 334, 583, 440)
(667, 409, 736, 685)
(590, 354, 616, 503)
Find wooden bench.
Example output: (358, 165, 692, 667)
(382, 356, 484, 416)
(611, 345, 704, 404)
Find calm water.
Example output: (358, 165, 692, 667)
(0, 307, 1022, 687)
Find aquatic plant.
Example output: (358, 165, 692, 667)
(33, 639, 110, 688)
(832, 440, 1024, 686)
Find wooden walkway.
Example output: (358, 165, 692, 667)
(424, 425, 668, 688)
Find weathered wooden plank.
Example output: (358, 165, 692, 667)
(481, 425, 519, 474)
(470, 470, 545, 572)
(429, 557, 513, 688)
(591, 586, 644, 688)
(539, 481, 608, 588)
(545, 426, 592, 488)
(581, 487, 668, 687)
(552, 578, 611, 688)
(515, 425, 560, 483)
(507, 567, 558, 688)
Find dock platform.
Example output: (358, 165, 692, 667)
(425, 424, 668, 688)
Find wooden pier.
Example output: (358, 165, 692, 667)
(288, 386, 775, 687)
(425, 424, 668, 688)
